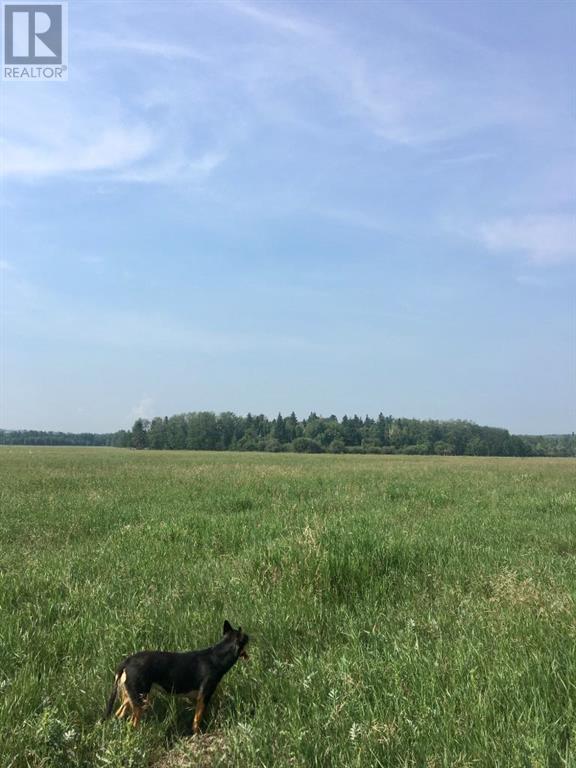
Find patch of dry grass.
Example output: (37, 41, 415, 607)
(489, 568, 573, 615)
(153, 734, 231, 768)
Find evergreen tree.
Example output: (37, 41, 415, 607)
(272, 413, 288, 443)
(286, 412, 300, 441)
(131, 419, 148, 449)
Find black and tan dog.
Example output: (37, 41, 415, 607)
(104, 620, 249, 733)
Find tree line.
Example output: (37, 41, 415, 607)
(0, 430, 113, 447)
(1, 414, 574, 456)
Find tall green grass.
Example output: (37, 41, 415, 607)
(1, 448, 575, 767)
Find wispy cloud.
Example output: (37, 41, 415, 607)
(113, 150, 227, 184)
(220, 0, 322, 38)
(217, 0, 531, 147)
(3, 124, 155, 178)
(130, 396, 155, 421)
(77, 31, 211, 62)
(1, 77, 225, 183)
(438, 151, 499, 166)
(0, 0, 565, 198)
(479, 214, 576, 265)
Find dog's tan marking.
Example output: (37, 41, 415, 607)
(115, 702, 127, 718)
(130, 706, 143, 728)
(192, 692, 205, 735)
(115, 670, 136, 721)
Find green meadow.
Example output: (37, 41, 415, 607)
(1, 447, 575, 767)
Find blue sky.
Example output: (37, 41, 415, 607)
(1, 0, 574, 434)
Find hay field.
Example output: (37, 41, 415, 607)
(1, 447, 575, 767)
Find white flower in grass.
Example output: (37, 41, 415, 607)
(349, 722, 361, 742)
(303, 671, 316, 689)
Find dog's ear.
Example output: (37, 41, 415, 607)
(223, 620, 233, 635)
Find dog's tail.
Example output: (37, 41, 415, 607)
(103, 670, 122, 721)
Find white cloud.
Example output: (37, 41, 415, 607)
(0, 83, 161, 180)
(0, 22, 225, 186)
(130, 396, 155, 421)
(218, 0, 531, 147)
(479, 214, 576, 264)
(113, 150, 227, 184)
(438, 151, 499, 166)
(221, 0, 322, 38)
(0, 0, 561, 189)
(3, 125, 155, 178)
(78, 32, 211, 62)
(1, 82, 225, 183)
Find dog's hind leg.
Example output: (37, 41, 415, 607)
(115, 699, 130, 719)
(130, 705, 144, 728)
(114, 671, 133, 720)
(124, 671, 149, 728)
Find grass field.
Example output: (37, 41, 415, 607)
(1, 447, 575, 767)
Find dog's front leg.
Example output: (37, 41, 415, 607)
(192, 692, 205, 735)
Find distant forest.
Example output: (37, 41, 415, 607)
(1, 412, 575, 457)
